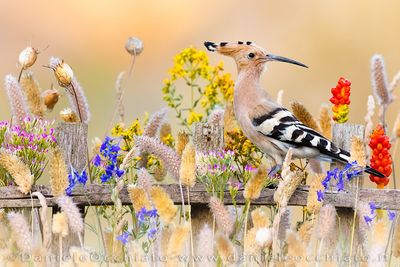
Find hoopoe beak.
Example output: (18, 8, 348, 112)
(265, 54, 308, 68)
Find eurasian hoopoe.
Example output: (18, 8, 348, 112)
(204, 41, 385, 178)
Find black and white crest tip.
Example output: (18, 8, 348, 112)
(204, 41, 217, 52)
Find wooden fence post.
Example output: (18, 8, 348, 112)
(192, 123, 224, 237)
(332, 123, 364, 255)
(53, 122, 88, 257)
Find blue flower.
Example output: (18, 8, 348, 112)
(74, 170, 88, 185)
(364, 215, 374, 226)
(388, 210, 396, 221)
(116, 231, 130, 245)
(66, 170, 76, 196)
(147, 208, 158, 218)
(148, 228, 157, 239)
(317, 190, 324, 202)
(337, 176, 344, 191)
(93, 154, 101, 167)
(369, 202, 378, 214)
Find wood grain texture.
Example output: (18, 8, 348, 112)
(0, 184, 399, 209)
(55, 122, 88, 173)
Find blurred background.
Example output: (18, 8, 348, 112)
(0, 0, 399, 186)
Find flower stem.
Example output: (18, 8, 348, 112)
(348, 177, 360, 267)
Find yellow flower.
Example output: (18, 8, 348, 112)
(187, 111, 203, 125)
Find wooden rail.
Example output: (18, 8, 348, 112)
(1, 184, 399, 210)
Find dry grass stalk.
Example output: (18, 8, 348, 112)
(244, 227, 261, 262)
(56, 196, 84, 244)
(319, 105, 332, 139)
(49, 149, 68, 197)
(350, 136, 366, 167)
(316, 204, 337, 241)
(149, 186, 177, 224)
(369, 220, 389, 267)
(103, 228, 123, 263)
(243, 164, 267, 200)
(159, 227, 172, 260)
(137, 168, 153, 191)
(209, 196, 234, 236)
(135, 136, 181, 180)
(115, 72, 125, 123)
(364, 95, 375, 138)
(127, 184, 152, 211)
(274, 149, 303, 208)
(179, 142, 196, 187)
(7, 212, 32, 254)
(0, 210, 10, 250)
(389, 70, 400, 93)
(291, 101, 322, 133)
(306, 173, 325, 214)
(286, 230, 307, 267)
(52, 212, 69, 237)
(371, 55, 393, 106)
(4, 74, 29, 124)
(276, 89, 284, 105)
(20, 71, 46, 117)
(143, 108, 167, 137)
(298, 219, 314, 245)
(31, 192, 51, 249)
(357, 201, 370, 256)
(207, 107, 225, 125)
(166, 223, 190, 267)
(216, 234, 236, 266)
(277, 209, 290, 241)
(195, 224, 214, 267)
(251, 207, 269, 229)
(223, 102, 236, 141)
(176, 130, 189, 157)
(393, 217, 400, 257)
(392, 113, 400, 140)
(0, 151, 33, 194)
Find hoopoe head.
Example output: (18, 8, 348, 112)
(204, 41, 307, 73)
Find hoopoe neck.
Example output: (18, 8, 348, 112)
(234, 69, 271, 112)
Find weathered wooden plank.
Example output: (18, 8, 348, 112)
(1, 184, 399, 210)
(193, 122, 224, 152)
(55, 122, 88, 173)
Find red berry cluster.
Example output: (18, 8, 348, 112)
(369, 124, 392, 188)
(329, 77, 351, 123)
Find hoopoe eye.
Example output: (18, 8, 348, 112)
(248, 53, 255, 59)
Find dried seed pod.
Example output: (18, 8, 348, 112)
(18, 47, 38, 69)
(60, 108, 79, 123)
(125, 37, 144, 56)
(42, 89, 60, 110)
(53, 60, 74, 86)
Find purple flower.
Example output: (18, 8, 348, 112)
(364, 215, 374, 226)
(116, 231, 130, 245)
(336, 176, 344, 191)
(369, 202, 378, 214)
(93, 154, 101, 167)
(317, 190, 324, 202)
(148, 228, 157, 239)
(388, 210, 396, 221)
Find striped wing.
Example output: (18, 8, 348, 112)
(251, 107, 350, 162)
